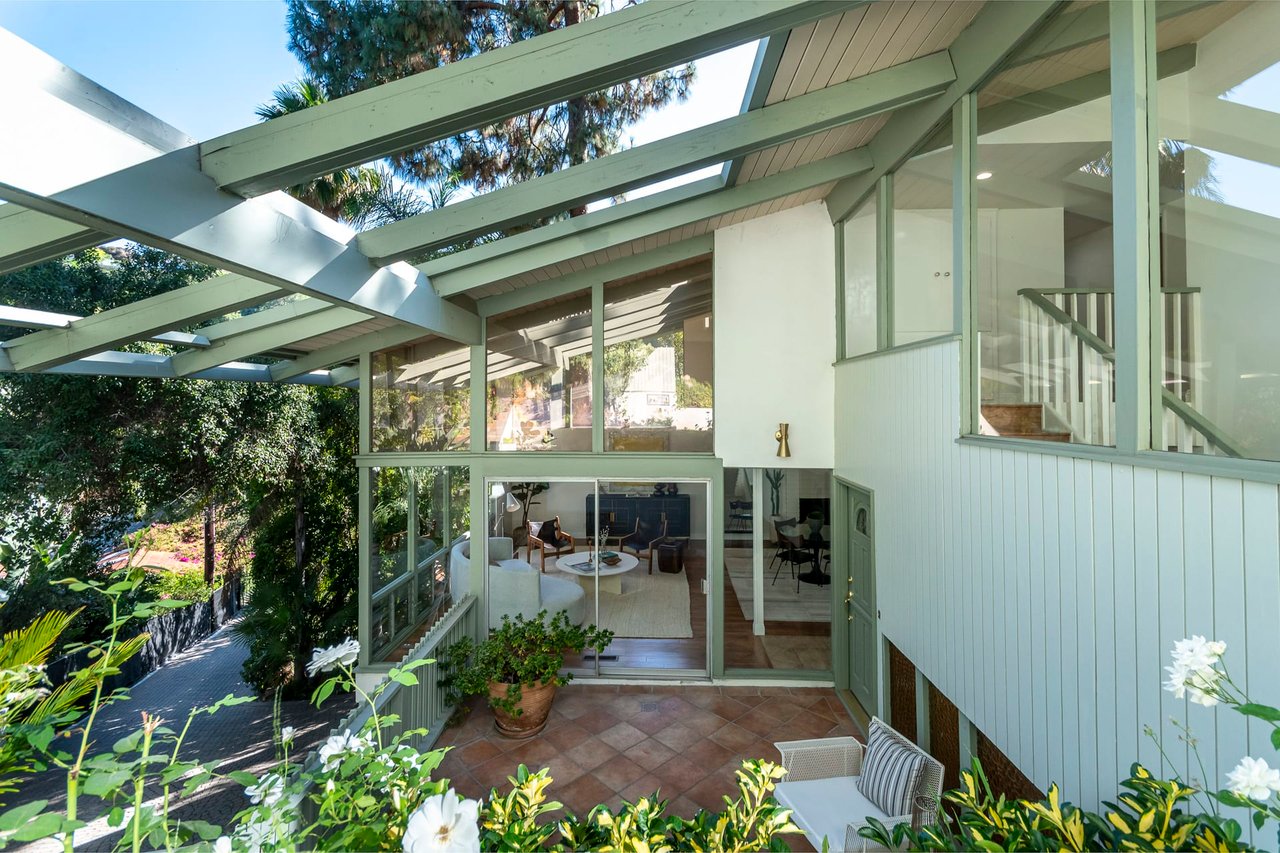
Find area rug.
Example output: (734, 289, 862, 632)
(725, 548, 831, 624)
(761, 635, 832, 671)
(545, 566, 693, 639)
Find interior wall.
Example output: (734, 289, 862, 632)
(713, 202, 835, 469)
(836, 339, 1278, 832)
(517, 479, 709, 542)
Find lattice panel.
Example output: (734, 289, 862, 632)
(978, 731, 1044, 802)
(927, 682, 961, 792)
(887, 642, 917, 742)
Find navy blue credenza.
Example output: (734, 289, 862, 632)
(585, 493, 691, 537)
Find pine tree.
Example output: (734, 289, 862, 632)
(284, 0, 695, 214)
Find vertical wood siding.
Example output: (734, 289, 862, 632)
(835, 339, 1280, 816)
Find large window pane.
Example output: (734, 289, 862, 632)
(603, 268, 713, 452)
(1156, 1, 1280, 461)
(894, 121, 955, 346)
(975, 17, 1115, 447)
(486, 292, 591, 451)
(372, 337, 471, 451)
(843, 198, 878, 357)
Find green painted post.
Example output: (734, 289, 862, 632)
(834, 220, 847, 362)
(470, 317, 486, 453)
(592, 282, 605, 454)
(876, 175, 895, 350)
(357, 351, 372, 667)
(1110, 0, 1158, 453)
(954, 93, 979, 435)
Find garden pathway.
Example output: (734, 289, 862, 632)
(15, 618, 352, 851)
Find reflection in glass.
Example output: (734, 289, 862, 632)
(975, 13, 1115, 447)
(843, 197, 878, 357)
(1156, 1, 1280, 461)
(894, 120, 955, 346)
(603, 268, 714, 452)
(372, 338, 470, 452)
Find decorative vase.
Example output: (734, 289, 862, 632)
(489, 679, 556, 738)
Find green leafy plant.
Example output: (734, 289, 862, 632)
(439, 610, 612, 716)
(764, 469, 785, 518)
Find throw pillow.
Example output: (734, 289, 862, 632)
(538, 520, 559, 545)
(855, 719, 926, 818)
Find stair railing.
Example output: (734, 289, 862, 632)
(1017, 288, 1239, 457)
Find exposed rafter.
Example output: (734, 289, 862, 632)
(433, 147, 872, 295)
(825, 0, 1063, 223)
(477, 236, 714, 318)
(0, 148, 479, 343)
(198, 0, 865, 196)
(269, 325, 429, 382)
(171, 306, 369, 377)
(0, 304, 210, 348)
(0, 347, 340, 386)
(0, 274, 281, 372)
(724, 34, 789, 186)
(358, 51, 953, 262)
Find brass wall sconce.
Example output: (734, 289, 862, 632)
(774, 423, 791, 458)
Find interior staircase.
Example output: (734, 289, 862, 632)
(980, 403, 1071, 443)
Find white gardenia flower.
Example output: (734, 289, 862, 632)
(317, 731, 372, 771)
(306, 637, 361, 677)
(403, 791, 481, 853)
(1164, 636, 1226, 706)
(1172, 636, 1226, 671)
(245, 773, 285, 806)
(1227, 756, 1280, 802)
(279, 725, 296, 746)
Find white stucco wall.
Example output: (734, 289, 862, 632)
(713, 202, 836, 469)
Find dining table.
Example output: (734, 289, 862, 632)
(781, 522, 831, 586)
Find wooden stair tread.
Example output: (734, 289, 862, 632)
(1000, 431, 1071, 443)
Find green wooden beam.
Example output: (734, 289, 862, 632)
(171, 306, 369, 377)
(359, 52, 953, 262)
(725, 34, 789, 186)
(199, 0, 865, 196)
(476, 236, 713, 318)
(1010, 0, 1211, 69)
(191, 297, 332, 342)
(0, 205, 110, 275)
(435, 148, 872, 296)
(1, 274, 281, 372)
(825, 0, 1062, 223)
(953, 94, 979, 436)
(269, 323, 428, 382)
(419, 178, 722, 280)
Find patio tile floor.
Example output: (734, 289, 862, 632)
(434, 683, 862, 848)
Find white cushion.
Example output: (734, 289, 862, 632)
(775, 776, 888, 853)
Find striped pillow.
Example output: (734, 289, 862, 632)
(855, 719, 926, 818)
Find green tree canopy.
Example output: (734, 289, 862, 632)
(284, 0, 695, 211)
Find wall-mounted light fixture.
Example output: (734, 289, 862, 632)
(774, 423, 791, 458)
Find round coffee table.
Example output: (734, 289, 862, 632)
(554, 551, 639, 595)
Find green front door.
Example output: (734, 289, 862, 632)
(845, 485, 877, 711)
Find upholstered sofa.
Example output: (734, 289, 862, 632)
(449, 536, 586, 630)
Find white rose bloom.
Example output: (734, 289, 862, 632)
(246, 773, 285, 806)
(213, 837, 233, 853)
(318, 731, 372, 771)
(1164, 636, 1226, 706)
(0, 588, 9, 604)
(402, 791, 481, 853)
(1227, 756, 1280, 802)
(279, 725, 296, 746)
(306, 638, 361, 677)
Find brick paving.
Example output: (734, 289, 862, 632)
(435, 684, 861, 831)
(14, 618, 352, 851)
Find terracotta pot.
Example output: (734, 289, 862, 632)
(489, 679, 556, 739)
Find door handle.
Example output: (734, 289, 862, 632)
(844, 592, 853, 604)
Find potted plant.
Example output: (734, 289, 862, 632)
(441, 610, 613, 738)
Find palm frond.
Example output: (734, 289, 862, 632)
(0, 608, 81, 671)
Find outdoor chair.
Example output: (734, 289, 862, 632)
(526, 516, 575, 571)
(619, 514, 668, 573)
(774, 718, 943, 852)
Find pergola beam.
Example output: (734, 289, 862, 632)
(477, 236, 713, 318)
(358, 51, 954, 262)
(434, 147, 873, 295)
(171, 306, 370, 377)
(0, 303, 211, 348)
(825, 0, 1062, 223)
(0, 274, 281, 372)
(198, 0, 865, 196)
(269, 324, 428, 382)
(0, 148, 480, 343)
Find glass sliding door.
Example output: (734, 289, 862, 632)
(484, 476, 710, 677)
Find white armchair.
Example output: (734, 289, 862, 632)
(774, 720, 943, 852)
(450, 536, 586, 630)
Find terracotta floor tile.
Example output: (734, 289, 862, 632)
(557, 773, 617, 817)
(618, 772, 662, 803)
(505, 737, 560, 768)
(656, 694, 694, 715)
(629, 709, 679, 735)
(456, 738, 504, 767)
(593, 755, 648, 792)
(668, 794, 703, 820)
(598, 721, 648, 751)
(653, 722, 704, 752)
(624, 737, 678, 771)
(682, 738, 736, 769)
(651, 754, 711, 795)
(450, 770, 488, 800)
(566, 737, 619, 771)
(575, 709, 621, 734)
(543, 722, 592, 751)
(735, 707, 786, 737)
(754, 698, 805, 723)
(541, 754, 587, 788)
(705, 695, 753, 722)
(710, 722, 759, 752)
(787, 709, 845, 740)
(618, 684, 654, 694)
(684, 773, 737, 811)
(472, 754, 520, 790)
(680, 708, 729, 737)
(680, 686, 724, 708)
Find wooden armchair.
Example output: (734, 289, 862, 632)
(526, 516, 575, 572)
(619, 514, 668, 573)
